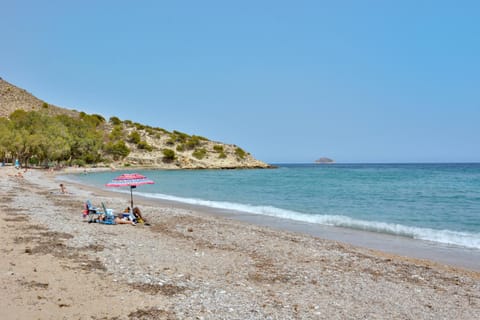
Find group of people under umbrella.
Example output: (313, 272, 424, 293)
(85, 173, 154, 226)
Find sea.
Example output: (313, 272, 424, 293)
(65, 163, 480, 252)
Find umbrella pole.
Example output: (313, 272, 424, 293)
(130, 186, 134, 209)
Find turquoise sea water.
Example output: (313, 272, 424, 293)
(66, 163, 480, 250)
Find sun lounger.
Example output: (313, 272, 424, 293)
(98, 202, 116, 225)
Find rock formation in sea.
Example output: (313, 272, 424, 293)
(315, 157, 335, 164)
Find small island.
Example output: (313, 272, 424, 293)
(315, 157, 335, 164)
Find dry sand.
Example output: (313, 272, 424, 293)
(0, 166, 479, 319)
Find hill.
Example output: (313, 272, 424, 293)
(0, 77, 269, 169)
(0, 78, 78, 118)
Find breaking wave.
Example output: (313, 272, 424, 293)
(138, 191, 480, 250)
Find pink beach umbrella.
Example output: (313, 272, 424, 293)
(105, 173, 154, 209)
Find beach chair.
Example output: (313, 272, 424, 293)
(97, 202, 116, 225)
(83, 200, 101, 220)
(86, 200, 100, 214)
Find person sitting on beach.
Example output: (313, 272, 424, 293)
(122, 207, 137, 222)
(60, 183, 67, 194)
(116, 213, 136, 225)
(133, 207, 148, 224)
(94, 213, 136, 225)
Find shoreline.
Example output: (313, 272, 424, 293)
(1, 166, 479, 319)
(60, 170, 480, 272)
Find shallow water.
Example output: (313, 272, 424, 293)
(65, 163, 480, 250)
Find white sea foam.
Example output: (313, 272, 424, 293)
(136, 191, 480, 250)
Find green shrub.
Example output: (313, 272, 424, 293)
(42, 102, 49, 109)
(78, 113, 105, 127)
(92, 114, 106, 123)
(137, 140, 153, 151)
(235, 147, 246, 159)
(83, 152, 100, 164)
(72, 159, 86, 167)
(192, 148, 207, 160)
(171, 131, 189, 143)
(104, 141, 130, 160)
(193, 135, 208, 141)
(109, 116, 122, 125)
(124, 163, 131, 167)
(134, 123, 145, 130)
(108, 125, 125, 141)
(173, 130, 189, 137)
(156, 127, 169, 134)
(128, 130, 141, 144)
(176, 144, 185, 152)
(186, 136, 201, 150)
(213, 145, 224, 153)
(218, 152, 227, 159)
(123, 120, 133, 126)
(162, 148, 176, 161)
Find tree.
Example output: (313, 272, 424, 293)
(0, 118, 14, 162)
(9, 110, 71, 166)
(104, 141, 130, 160)
(9, 110, 39, 165)
(31, 115, 71, 165)
(57, 114, 103, 164)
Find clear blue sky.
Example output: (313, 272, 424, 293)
(1, 1, 479, 163)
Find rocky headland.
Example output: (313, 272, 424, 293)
(0, 77, 270, 169)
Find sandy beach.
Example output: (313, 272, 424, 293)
(1, 166, 479, 319)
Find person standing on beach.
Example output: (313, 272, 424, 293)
(59, 183, 67, 194)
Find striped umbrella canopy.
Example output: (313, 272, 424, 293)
(105, 173, 154, 209)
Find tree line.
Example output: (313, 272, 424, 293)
(0, 110, 129, 167)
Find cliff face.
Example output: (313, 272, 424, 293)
(0, 77, 270, 169)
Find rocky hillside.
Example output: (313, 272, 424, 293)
(0, 78, 78, 118)
(118, 123, 269, 169)
(0, 77, 270, 169)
